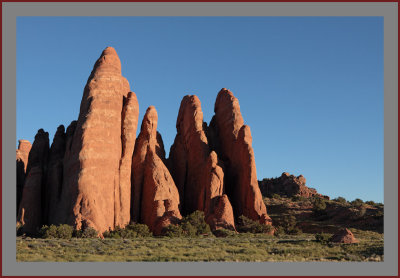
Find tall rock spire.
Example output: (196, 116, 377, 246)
(55, 47, 136, 233)
(209, 88, 272, 227)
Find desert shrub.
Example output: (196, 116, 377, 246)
(315, 233, 331, 244)
(374, 210, 384, 218)
(16, 224, 24, 236)
(313, 198, 327, 211)
(237, 215, 274, 234)
(288, 226, 302, 235)
(281, 215, 296, 232)
(74, 227, 98, 238)
(126, 223, 152, 237)
(213, 228, 237, 237)
(365, 200, 376, 206)
(180, 210, 212, 236)
(40, 224, 73, 239)
(162, 224, 184, 237)
(291, 195, 307, 202)
(271, 193, 281, 199)
(350, 198, 364, 207)
(273, 226, 286, 237)
(333, 196, 347, 204)
(103, 223, 152, 239)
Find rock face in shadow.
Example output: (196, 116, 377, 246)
(259, 172, 329, 200)
(208, 88, 272, 227)
(55, 47, 134, 233)
(17, 129, 49, 234)
(133, 106, 182, 235)
(45, 125, 66, 224)
(16, 140, 32, 213)
(169, 95, 236, 231)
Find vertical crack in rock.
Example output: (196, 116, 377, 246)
(46, 125, 66, 225)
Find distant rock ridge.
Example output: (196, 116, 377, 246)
(17, 47, 275, 236)
(259, 172, 329, 199)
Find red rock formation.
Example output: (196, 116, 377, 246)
(45, 125, 66, 224)
(210, 88, 272, 226)
(132, 106, 182, 234)
(16, 140, 32, 213)
(259, 172, 329, 199)
(117, 91, 139, 227)
(56, 47, 133, 233)
(330, 228, 359, 244)
(141, 149, 182, 235)
(169, 95, 209, 214)
(169, 96, 236, 231)
(131, 106, 158, 223)
(201, 152, 235, 231)
(17, 129, 49, 234)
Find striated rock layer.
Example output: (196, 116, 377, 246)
(133, 106, 182, 235)
(16, 140, 32, 213)
(54, 47, 137, 233)
(17, 129, 49, 234)
(208, 88, 272, 227)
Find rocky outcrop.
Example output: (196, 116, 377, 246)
(169, 95, 209, 214)
(209, 88, 272, 226)
(169, 96, 236, 231)
(55, 47, 133, 233)
(17, 129, 49, 234)
(330, 228, 359, 244)
(259, 172, 329, 199)
(201, 152, 235, 231)
(133, 106, 182, 234)
(16, 140, 32, 213)
(45, 125, 66, 224)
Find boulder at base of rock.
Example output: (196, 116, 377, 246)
(330, 228, 359, 244)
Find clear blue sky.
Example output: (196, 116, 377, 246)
(16, 17, 383, 203)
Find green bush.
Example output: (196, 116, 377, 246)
(103, 223, 152, 239)
(237, 215, 274, 234)
(213, 228, 237, 237)
(350, 198, 364, 207)
(74, 227, 98, 238)
(365, 200, 376, 206)
(313, 198, 327, 211)
(315, 233, 331, 244)
(40, 224, 73, 239)
(271, 193, 281, 199)
(333, 196, 347, 204)
(291, 195, 307, 202)
(273, 226, 286, 237)
(126, 223, 152, 237)
(162, 224, 184, 237)
(180, 211, 212, 236)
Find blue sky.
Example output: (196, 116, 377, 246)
(16, 17, 383, 203)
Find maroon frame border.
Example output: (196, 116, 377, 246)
(1, 1, 398, 277)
